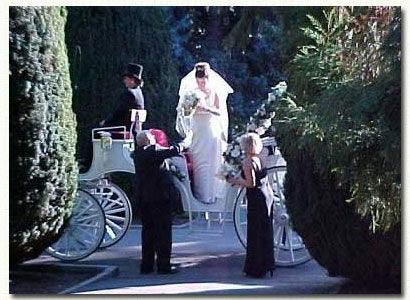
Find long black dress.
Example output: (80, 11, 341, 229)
(243, 159, 275, 278)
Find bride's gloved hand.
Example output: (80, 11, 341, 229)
(196, 104, 220, 116)
(178, 131, 193, 150)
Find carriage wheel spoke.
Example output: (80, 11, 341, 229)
(64, 230, 71, 255)
(100, 199, 118, 210)
(74, 202, 94, 219)
(72, 228, 97, 243)
(286, 224, 295, 262)
(274, 223, 285, 261)
(104, 207, 126, 215)
(273, 222, 282, 245)
(103, 198, 124, 207)
(75, 213, 103, 223)
(105, 225, 117, 239)
(279, 223, 286, 247)
(98, 198, 110, 209)
(106, 214, 126, 222)
(69, 234, 83, 253)
(106, 218, 123, 231)
(75, 223, 100, 229)
(93, 183, 132, 248)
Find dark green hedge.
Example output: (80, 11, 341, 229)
(9, 6, 77, 265)
(283, 148, 400, 284)
(273, 7, 401, 285)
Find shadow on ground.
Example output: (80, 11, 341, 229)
(336, 280, 401, 294)
(70, 252, 345, 295)
(9, 264, 102, 294)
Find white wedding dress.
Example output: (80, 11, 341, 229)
(176, 66, 234, 204)
(190, 89, 226, 203)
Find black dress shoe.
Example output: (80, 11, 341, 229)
(140, 268, 154, 274)
(157, 267, 179, 274)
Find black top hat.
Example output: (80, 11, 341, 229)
(122, 63, 143, 82)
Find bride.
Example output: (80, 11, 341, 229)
(176, 62, 234, 204)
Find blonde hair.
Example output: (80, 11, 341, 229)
(135, 130, 155, 147)
(240, 133, 263, 155)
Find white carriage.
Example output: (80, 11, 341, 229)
(46, 110, 311, 266)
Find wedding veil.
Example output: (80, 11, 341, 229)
(175, 65, 234, 141)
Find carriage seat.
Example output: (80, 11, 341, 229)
(109, 131, 132, 139)
(93, 127, 132, 140)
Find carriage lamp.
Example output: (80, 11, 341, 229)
(131, 109, 147, 123)
(131, 109, 147, 132)
(99, 132, 113, 150)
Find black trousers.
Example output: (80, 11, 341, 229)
(140, 201, 172, 271)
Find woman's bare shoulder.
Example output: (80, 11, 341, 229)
(242, 158, 252, 169)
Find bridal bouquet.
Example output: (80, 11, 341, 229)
(179, 90, 202, 116)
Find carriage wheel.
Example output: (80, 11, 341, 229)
(91, 182, 132, 248)
(271, 203, 311, 266)
(233, 167, 311, 267)
(46, 189, 105, 261)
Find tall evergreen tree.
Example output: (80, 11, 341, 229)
(274, 7, 400, 285)
(9, 6, 77, 265)
(66, 7, 180, 162)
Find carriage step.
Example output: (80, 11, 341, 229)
(185, 212, 231, 234)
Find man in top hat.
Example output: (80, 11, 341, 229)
(100, 63, 145, 131)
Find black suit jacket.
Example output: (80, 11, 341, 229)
(134, 144, 182, 206)
(105, 87, 144, 129)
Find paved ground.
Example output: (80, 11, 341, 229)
(10, 264, 103, 294)
(26, 219, 349, 295)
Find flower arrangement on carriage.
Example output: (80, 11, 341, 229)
(217, 81, 285, 180)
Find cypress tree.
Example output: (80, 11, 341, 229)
(9, 6, 78, 265)
(66, 7, 180, 162)
(275, 7, 401, 286)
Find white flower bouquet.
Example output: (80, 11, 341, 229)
(178, 90, 202, 116)
(217, 137, 243, 180)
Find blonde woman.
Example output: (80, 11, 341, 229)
(228, 133, 275, 278)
